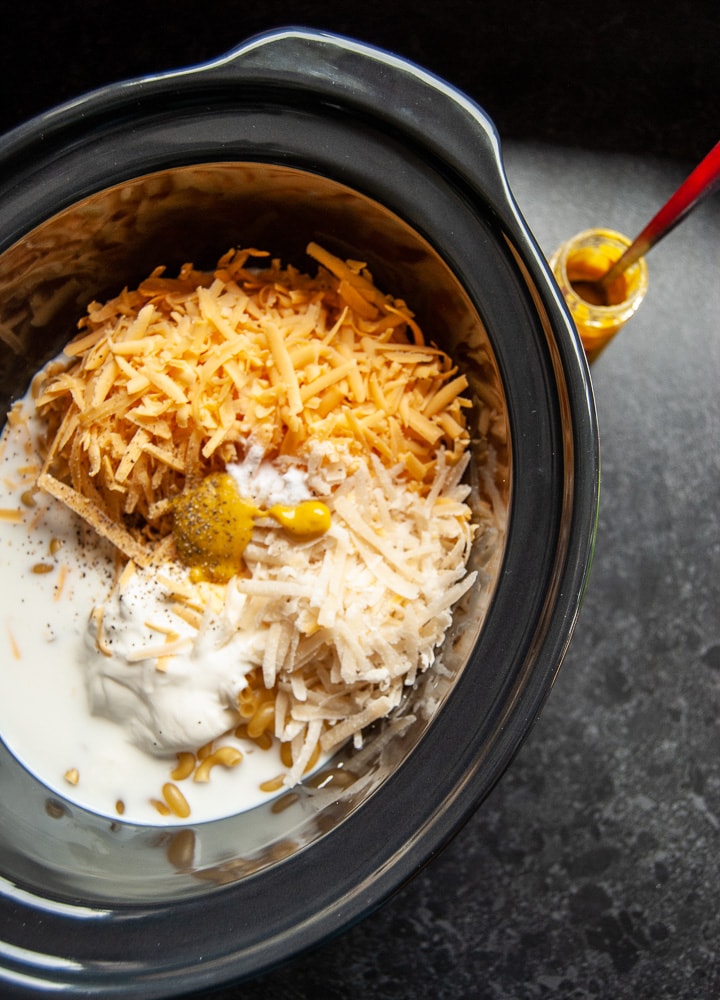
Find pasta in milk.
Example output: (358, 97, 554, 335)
(0, 244, 498, 824)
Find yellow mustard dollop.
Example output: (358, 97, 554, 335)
(172, 472, 259, 584)
(172, 472, 331, 583)
(267, 501, 332, 538)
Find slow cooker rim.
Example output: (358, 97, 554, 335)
(0, 29, 599, 998)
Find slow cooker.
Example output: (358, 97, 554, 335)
(0, 27, 598, 998)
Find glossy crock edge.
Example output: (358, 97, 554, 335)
(0, 26, 508, 216)
(0, 30, 600, 998)
(202, 26, 511, 209)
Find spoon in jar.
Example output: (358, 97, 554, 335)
(596, 138, 720, 293)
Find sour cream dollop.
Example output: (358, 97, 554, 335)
(84, 565, 258, 754)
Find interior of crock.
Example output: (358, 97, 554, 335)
(0, 163, 509, 902)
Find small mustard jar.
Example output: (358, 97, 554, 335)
(549, 228, 649, 362)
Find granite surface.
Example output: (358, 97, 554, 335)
(1, 3, 719, 998)
(180, 145, 719, 1000)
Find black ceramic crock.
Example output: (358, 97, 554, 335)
(0, 27, 599, 998)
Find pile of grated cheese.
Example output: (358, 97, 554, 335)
(34, 243, 471, 567)
(31, 244, 494, 785)
(223, 446, 479, 783)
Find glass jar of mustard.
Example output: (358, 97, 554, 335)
(549, 228, 649, 362)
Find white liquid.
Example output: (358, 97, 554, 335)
(0, 377, 480, 831)
(0, 404, 296, 827)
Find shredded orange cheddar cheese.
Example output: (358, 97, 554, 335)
(34, 246, 471, 563)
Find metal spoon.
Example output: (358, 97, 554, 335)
(597, 138, 720, 292)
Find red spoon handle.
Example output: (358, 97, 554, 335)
(600, 139, 720, 287)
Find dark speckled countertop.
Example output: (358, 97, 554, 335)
(193, 143, 720, 1000)
(1, 2, 719, 997)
